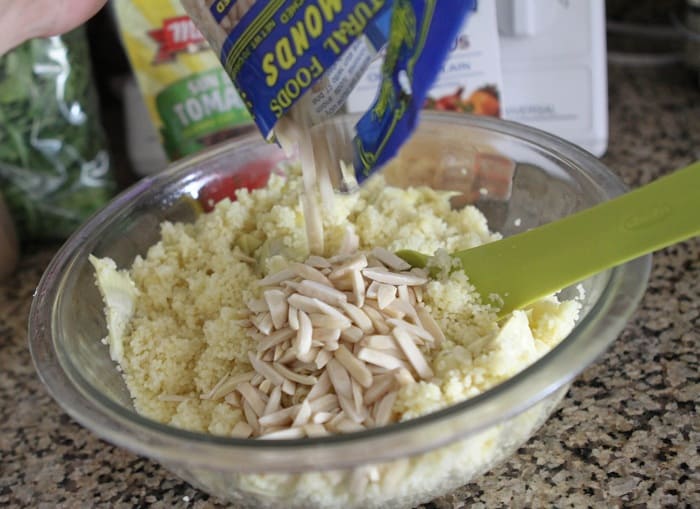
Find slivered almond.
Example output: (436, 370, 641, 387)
(246, 328, 265, 342)
(290, 262, 332, 286)
(273, 343, 286, 362)
(262, 349, 275, 362)
(263, 385, 282, 415)
(394, 367, 415, 386)
(371, 247, 411, 271)
(362, 267, 428, 286)
(277, 346, 298, 364)
(364, 334, 396, 350)
(288, 306, 299, 330)
(332, 275, 354, 291)
(224, 391, 240, 407)
(200, 372, 230, 400)
(257, 327, 295, 352)
(304, 423, 330, 437)
(314, 348, 333, 369)
(295, 279, 347, 305)
(248, 352, 286, 386)
(413, 286, 423, 302)
(392, 328, 433, 379)
(351, 377, 364, 416)
(314, 327, 340, 342)
(350, 269, 365, 307)
(236, 382, 267, 416)
(326, 358, 353, 398)
(365, 254, 385, 268)
(247, 298, 269, 313)
(397, 285, 410, 302)
(334, 344, 373, 388)
(367, 364, 392, 374)
(406, 287, 417, 306)
(306, 370, 331, 400)
(287, 293, 321, 314)
(305, 255, 331, 268)
(340, 302, 373, 333)
(295, 310, 312, 356)
(259, 379, 272, 394)
(257, 269, 296, 286)
(322, 340, 339, 351)
(332, 418, 366, 433)
(371, 346, 405, 360)
(273, 363, 317, 385)
(308, 313, 348, 330)
(328, 253, 368, 280)
(312, 411, 335, 424)
(385, 299, 418, 321)
(292, 400, 312, 427)
(243, 400, 260, 433)
(374, 391, 398, 427)
(416, 305, 445, 346)
(251, 313, 274, 335)
(357, 347, 407, 371)
(259, 427, 306, 440)
(231, 421, 254, 439)
(250, 373, 264, 387)
(365, 281, 380, 299)
(377, 284, 397, 309)
(411, 267, 429, 278)
(364, 374, 396, 405)
(309, 393, 339, 413)
(362, 305, 390, 334)
(281, 378, 296, 396)
(377, 303, 404, 319)
(311, 299, 352, 327)
(264, 289, 288, 329)
(258, 406, 296, 427)
(297, 347, 319, 363)
(338, 394, 366, 423)
(340, 325, 364, 343)
(387, 318, 435, 342)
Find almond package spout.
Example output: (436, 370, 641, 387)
(180, 0, 476, 182)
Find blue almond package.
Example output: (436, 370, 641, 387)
(182, 0, 475, 183)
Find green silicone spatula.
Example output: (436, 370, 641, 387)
(397, 161, 700, 317)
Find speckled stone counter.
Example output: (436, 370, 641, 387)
(1, 65, 698, 509)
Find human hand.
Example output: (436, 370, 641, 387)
(0, 0, 107, 55)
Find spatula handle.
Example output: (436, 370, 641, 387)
(455, 161, 700, 316)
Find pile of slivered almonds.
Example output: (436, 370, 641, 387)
(206, 248, 446, 439)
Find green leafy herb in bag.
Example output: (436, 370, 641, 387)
(0, 27, 115, 241)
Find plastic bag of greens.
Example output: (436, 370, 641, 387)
(0, 27, 115, 241)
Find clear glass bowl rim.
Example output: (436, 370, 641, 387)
(29, 112, 651, 473)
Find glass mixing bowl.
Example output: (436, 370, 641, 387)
(29, 112, 650, 509)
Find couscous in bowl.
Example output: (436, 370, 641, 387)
(29, 113, 650, 509)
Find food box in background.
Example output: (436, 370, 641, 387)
(347, 0, 504, 118)
(112, 0, 253, 164)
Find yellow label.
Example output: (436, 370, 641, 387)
(113, 0, 251, 159)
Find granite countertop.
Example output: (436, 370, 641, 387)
(1, 64, 698, 508)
